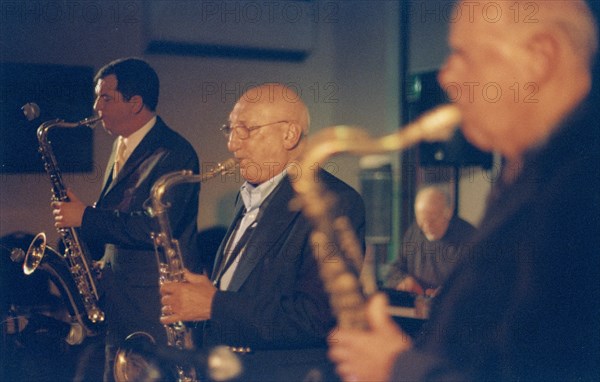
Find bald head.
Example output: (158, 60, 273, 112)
(414, 187, 452, 241)
(440, 0, 597, 161)
(543, 1, 598, 65)
(492, 1, 597, 65)
(227, 83, 311, 184)
(237, 83, 310, 135)
(416, 187, 449, 208)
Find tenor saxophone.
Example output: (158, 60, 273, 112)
(19, 115, 105, 344)
(114, 159, 240, 382)
(290, 105, 461, 329)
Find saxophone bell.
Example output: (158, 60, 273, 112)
(12, 232, 99, 345)
(23, 232, 47, 275)
(114, 332, 242, 382)
(114, 332, 162, 382)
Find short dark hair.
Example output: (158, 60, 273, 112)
(94, 57, 159, 111)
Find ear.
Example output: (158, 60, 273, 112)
(283, 122, 302, 150)
(128, 95, 145, 114)
(524, 30, 560, 84)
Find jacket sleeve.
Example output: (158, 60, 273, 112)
(80, 147, 199, 252)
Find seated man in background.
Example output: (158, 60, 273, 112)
(384, 186, 476, 296)
(328, 1, 599, 381)
(160, 83, 365, 380)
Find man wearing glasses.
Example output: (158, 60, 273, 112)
(160, 83, 365, 379)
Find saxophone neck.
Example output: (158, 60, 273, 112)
(37, 119, 62, 144)
(149, 158, 238, 215)
(37, 115, 103, 144)
(149, 170, 194, 216)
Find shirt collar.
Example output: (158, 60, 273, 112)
(240, 169, 287, 213)
(120, 116, 157, 162)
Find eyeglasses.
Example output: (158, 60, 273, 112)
(220, 120, 289, 139)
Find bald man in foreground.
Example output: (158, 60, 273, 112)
(329, 1, 599, 381)
(160, 83, 365, 378)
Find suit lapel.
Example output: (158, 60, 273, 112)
(98, 139, 118, 201)
(211, 204, 245, 281)
(226, 178, 300, 292)
(99, 119, 166, 201)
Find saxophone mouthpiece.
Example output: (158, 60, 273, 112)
(218, 158, 239, 172)
(21, 102, 41, 121)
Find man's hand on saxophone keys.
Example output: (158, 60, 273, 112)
(160, 270, 216, 324)
(52, 189, 87, 228)
(328, 293, 413, 382)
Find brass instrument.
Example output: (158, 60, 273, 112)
(20, 115, 105, 344)
(114, 159, 240, 382)
(290, 105, 461, 329)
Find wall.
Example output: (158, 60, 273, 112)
(0, 0, 403, 244)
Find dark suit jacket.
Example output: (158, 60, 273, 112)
(204, 170, 365, 352)
(80, 117, 200, 345)
(392, 98, 600, 380)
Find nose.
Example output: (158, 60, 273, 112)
(437, 59, 460, 103)
(93, 97, 102, 113)
(437, 60, 450, 90)
(227, 131, 242, 153)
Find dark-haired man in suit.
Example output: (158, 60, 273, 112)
(53, 57, 200, 381)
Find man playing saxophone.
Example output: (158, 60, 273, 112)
(328, 1, 599, 381)
(52, 57, 200, 382)
(159, 83, 365, 380)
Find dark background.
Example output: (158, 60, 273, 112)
(0, 63, 94, 173)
